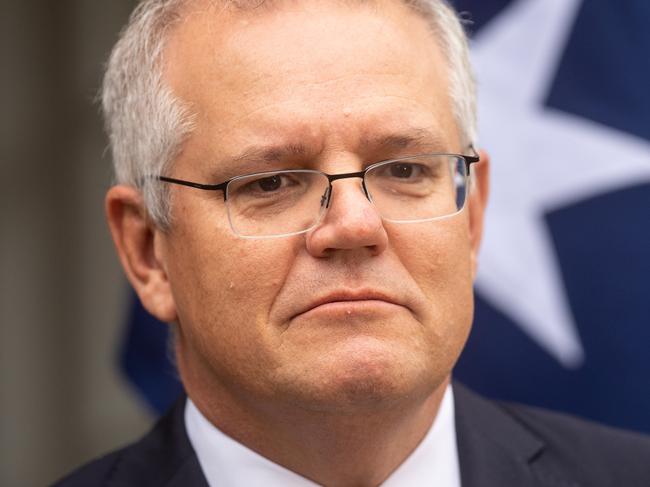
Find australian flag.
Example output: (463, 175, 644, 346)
(120, 0, 650, 433)
(452, 0, 650, 433)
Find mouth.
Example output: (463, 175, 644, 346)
(294, 290, 406, 319)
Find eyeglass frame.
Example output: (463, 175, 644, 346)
(156, 148, 480, 237)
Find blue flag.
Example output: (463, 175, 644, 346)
(121, 0, 650, 433)
(452, 0, 650, 433)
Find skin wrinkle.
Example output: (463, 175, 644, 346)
(169, 4, 464, 178)
(178, 119, 454, 187)
(191, 129, 450, 184)
(182, 58, 446, 133)
(204, 89, 436, 141)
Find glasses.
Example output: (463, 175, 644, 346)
(158, 152, 479, 238)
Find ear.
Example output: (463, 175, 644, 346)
(106, 185, 178, 323)
(467, 149, 490, 280)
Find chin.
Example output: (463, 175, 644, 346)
(278, 336, 442, 413)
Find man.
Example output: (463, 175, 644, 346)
(55, 0, 650, 486)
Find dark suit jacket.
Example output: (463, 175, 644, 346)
(52, 383, 650, 486)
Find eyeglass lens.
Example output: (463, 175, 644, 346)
(225, 155, 468, 237)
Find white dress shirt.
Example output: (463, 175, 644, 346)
(185, 385, 461, 487)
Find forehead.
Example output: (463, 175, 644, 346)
(164, 0, 458, 172)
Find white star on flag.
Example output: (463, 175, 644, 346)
(471, 0, 650, 368)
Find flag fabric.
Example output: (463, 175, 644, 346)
(451, 0, 650, 433)
(120, 0, 650, 433)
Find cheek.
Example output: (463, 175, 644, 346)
(168, 190, 294, 313)
(390, 217, 473, 285)
(165, 210, 300, 367)
(388, 218, 474, 342)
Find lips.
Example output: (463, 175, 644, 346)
(293, 289, 405, 318)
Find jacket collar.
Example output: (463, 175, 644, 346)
(453, 381, 552, 487)
(106, 396, 209, 487)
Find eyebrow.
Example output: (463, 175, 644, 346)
(212, 143, 313, 180)
(213, 143, 311, 179)
(214, 128, 450, 179)
(361, 128, 449, 155)
(231, 143, 309, 164)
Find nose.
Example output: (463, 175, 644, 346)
(305, 178, 388, 258)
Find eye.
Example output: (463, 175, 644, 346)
(229, 171, 310, 203)
(366, 159, 440, 198)
(241, 173, 299, 194)
(256, 175, 283, 192)
(389, 163, 419, 179)
(378, 162, 428, 181)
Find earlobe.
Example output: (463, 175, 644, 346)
(105, 185, 178, 323)
(468, 150, 490, 279)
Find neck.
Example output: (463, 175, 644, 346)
(181, 353, 449, 487)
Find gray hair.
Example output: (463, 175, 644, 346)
(102, 0, 476, 227)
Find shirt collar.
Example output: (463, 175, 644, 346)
(185, 385, 460, 487)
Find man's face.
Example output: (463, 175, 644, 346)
(158, 0, 484, 412)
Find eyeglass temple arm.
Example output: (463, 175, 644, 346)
(158, 176, 228, 201)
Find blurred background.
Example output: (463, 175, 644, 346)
(1, 1, 648, 486)
(1, 2, 152, 486)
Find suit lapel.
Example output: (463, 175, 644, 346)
(453, 382, 545, 487)
(106, 395, 209, 487)
(165, 455, 210, 487)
